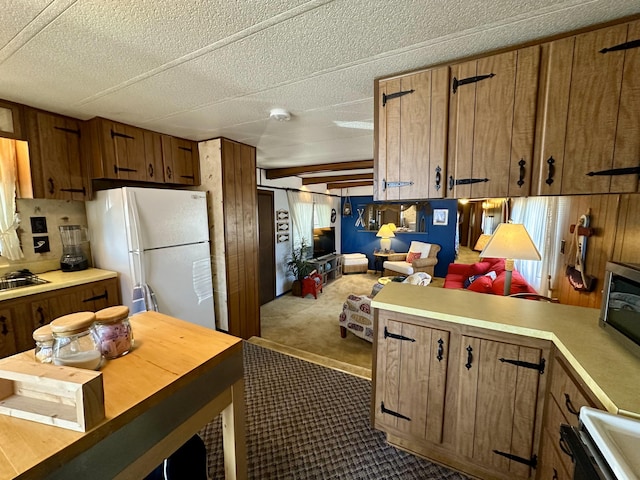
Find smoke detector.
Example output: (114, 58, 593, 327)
(269, 108, 291, 122)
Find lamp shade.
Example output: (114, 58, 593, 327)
(479, 223, 541, 261)
(376, 224, 396, 239)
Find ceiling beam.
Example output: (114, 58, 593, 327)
(302, 173, 373, 185)
(326, 180, 373, 190)
(265, 160, 373, 179)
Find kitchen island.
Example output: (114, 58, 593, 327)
(0, 311, 245, 479)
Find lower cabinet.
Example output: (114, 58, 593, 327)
(373, 310, 551, 480)
(0, 277, 120, 358)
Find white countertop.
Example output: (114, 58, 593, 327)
(0, 268, 118, 302)
(372, 283, 640, 418)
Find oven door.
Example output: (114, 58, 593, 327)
(560, 425, 616, 480)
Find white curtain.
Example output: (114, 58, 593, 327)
(287, 190, 314, 253)
(0, 139, 23, 261)
(313, 193, 332, 228)
(511, 196, 569, 295)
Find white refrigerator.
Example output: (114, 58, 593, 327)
(86, 187, 215, 329)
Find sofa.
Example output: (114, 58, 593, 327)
(443, 258, 538, 295)
(383, 241, 441, 277)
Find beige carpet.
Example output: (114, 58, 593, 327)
(258, 247, 479, 380)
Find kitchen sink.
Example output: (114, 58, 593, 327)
(0, 270, 49, 291)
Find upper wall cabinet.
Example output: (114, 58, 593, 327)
(161, 135, 200, 186)
(0, 99, 25, 140)
(533, 20, 640, 195)
(25, 109, 89, 201)
(375, 67, 449, 201)
(447, 46, 540, 199)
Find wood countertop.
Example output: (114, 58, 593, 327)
(0, 268, 117, 302)
(372, 283, 640, 418)
(0, 311, 243, 480)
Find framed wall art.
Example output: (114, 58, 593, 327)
(433, 209, 449, 226)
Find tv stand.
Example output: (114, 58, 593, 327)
(309, 253, 343, 287)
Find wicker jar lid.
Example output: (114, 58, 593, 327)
(95, 305, 129, 324)
(50, 312, 96, 335)
(32, 324, 53, 342)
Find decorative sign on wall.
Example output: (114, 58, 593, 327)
(277, 233, 290, 243)
(276, 209, 289, 221)
(277, 221, 289, 232)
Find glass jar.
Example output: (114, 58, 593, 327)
(32, 324, 54, 364)
(93, 305, 134, 359)
(50, 312, 102, 370)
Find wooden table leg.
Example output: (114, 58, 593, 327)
(222, 379, 247, 479)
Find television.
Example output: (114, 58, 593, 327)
(313, 227, 335, 258)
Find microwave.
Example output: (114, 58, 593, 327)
(599, 261, 640, 358)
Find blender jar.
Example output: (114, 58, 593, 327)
(59, 225, 89, 271)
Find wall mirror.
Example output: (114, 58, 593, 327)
(362, 202, 430, 233)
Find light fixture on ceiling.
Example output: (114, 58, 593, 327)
(269, 108, 291, 122)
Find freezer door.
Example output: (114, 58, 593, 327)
(136, 242, 215, 329)
(124, 187, 210, 250)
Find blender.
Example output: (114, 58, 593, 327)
(59, 225, 89, 271)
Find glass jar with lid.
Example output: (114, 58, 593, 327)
(32, 324, 54, 364)
(93, 305, 134, 359)
(50, 312, 102, 370)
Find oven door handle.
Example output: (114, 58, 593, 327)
(559, 424, 608, 480)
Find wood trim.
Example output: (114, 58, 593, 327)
(302, 173, 372, 185)
(264, 160, 373, 179)
(326, 180, 373, 190)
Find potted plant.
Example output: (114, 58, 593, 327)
(287, 239, 314, 296)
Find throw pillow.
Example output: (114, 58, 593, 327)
(463, 274, 482, 288)
(406, 251, 422, 264)
(468, 276, 494, 293)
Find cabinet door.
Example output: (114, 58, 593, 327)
(26, 110, 88, 200)
(456, 336, 543, 479)
(0, 308, 19, 358)
(448, 47, 539, 198)
(99, 119, 147, 181)
(376, 67, 449, 201)
(534, 20, 640, 194)
(161, 135, 200, 185)
(0, 99, 25, 140)
(48, 280, 118, 318)
(374, 316, 450, 444)
(143, 130, 164, 183)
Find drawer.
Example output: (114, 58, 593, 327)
(549, 356, 593, 427)
(542, 396, 575, 476)
(538, 427, 572, 480)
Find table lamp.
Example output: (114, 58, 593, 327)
(479, 222, 541, 295)
(376, 223, 395, 252)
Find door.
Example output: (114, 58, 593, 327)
(257, 190, 275, 305)
(143, 242, 215, 329)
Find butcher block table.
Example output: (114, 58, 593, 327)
(0, 311, 246, 480)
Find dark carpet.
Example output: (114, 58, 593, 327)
(199, 342, 470, 480)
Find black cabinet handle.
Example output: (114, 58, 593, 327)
(0, 317, 8, 336)
(436, 338, 444, 362)
(434, 166, 441, 191)
(545, 156, 555, 186)
(166, 166, 172, 179)
(48, 177, 55, 194)
(553, 468, 558, 480)
(564, 393, 580, 418)
(82, 290, 108, 303)
(465, 345, 473, 370)
(517, 158, 526, 187)
(558, 436, 574, 461)
(600, 39, 640, 53)
(148, 164, 154, 177)
(36, 306, 46, 326)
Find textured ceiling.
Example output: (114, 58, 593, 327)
(1, 0, 638, 169)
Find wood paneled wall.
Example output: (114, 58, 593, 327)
(555, 193, 640, 308)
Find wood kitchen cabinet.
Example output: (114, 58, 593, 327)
(375, 67, 449, 201)
(536, 348, 603, 479)
(533, 19, 640, 195)
(24, 108, 90, 201)
(161, 135, 200, 185)
(373, 310, 551, 480)
(447, 46, 540, 199)
(1, 277, 119, 358)
(0, 98, 25, 140)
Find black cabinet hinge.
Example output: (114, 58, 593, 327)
(111, 130, 135, 140)
(448, 176, 489, 190)
(586, 166, 640, 177)
(60, 187, 87, 195)
(178, 146, 193, 152)
(381, 402, 411, 421)
(384, 327, 415, 342)
(382, 89, 415, 106)
(114, 165, 138, 174)
(600, 39, 640, 53)
(82, 290, 108, 303)
(54, 126, 81, 136)
(499, 357, 545, 374)
(452, 73, 495, 93)
(493, 450, 537, 468)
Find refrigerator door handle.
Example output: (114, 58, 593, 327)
(147, 283, 159, 312)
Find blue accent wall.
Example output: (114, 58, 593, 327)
(340, 196, 457, 278)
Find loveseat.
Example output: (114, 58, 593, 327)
(443, 257, 538, 295)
